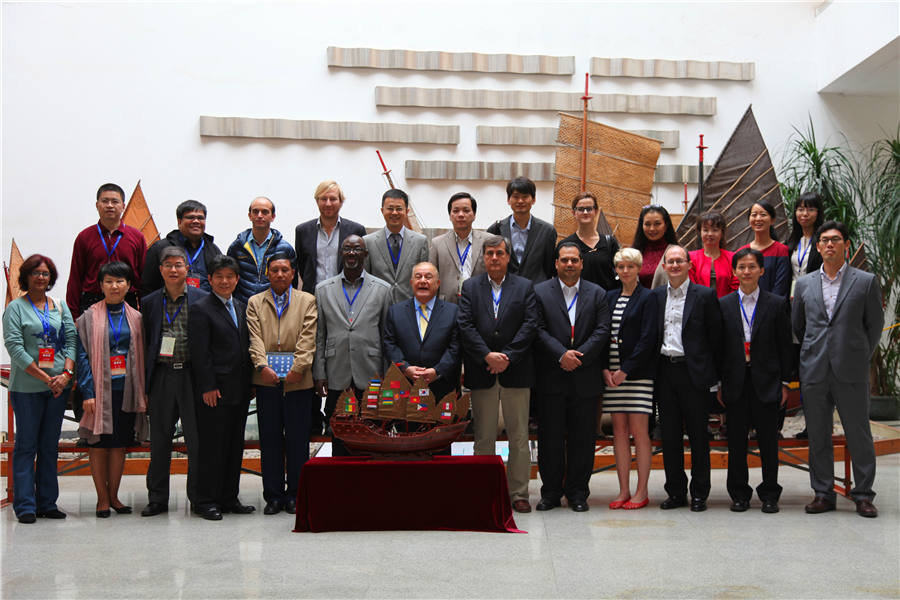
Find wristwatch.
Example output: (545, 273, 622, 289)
(62, 368, 74, 378)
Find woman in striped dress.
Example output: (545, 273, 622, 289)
(602, 248, 659, 510)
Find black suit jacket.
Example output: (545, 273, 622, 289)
(651, 281, 722, 388)
(188, 294, 251, 405)
(601, 285, 659, 380)
(486, 216, 556, 284)
(382, 298, 460, 400)
(457, 273, 538, 390)
(719, 289, 792, 404)
(294, 218, 367, 294)
(534, 278, 610, 397)
(141, 285, 208, 391)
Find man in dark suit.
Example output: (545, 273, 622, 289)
(188, 255, 254, 520)
(383, 262, 460, 401)
(458, 236, 538, 513)
(793, 221, 884, 518)
(718, 248, 792, 514)
(294, 180, 367, 295)
(486, 177, 556, 284)
(140, 246, 208, 517)
(533, 243, 611, 512)
(651, 245, 722, 512)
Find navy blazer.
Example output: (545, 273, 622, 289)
(533, 277, 611, 397)
(382, 297, 460, 400)
(601, 285, 658, 381)
(141, 285, 208, 392)
(486, 216, 556, 284)
(651, 281, 723, 388)
(294, 218, 367, 294)
(457, 273, 538, 390)
(719, 289, 792, 404)
(188, 293, 251, 406)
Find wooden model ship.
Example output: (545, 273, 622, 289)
(329, 363, 470, 456)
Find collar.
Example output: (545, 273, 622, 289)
(558, 278, 581, 295)
(97, 220, 122, 235)
(271, 288, 290, 304)
(250, 229, 273, 247)
(488, 273, 506, 288)
(164, 286, 187, 302)
(820, 261, 848, 283)
(212, 291, 233, 305)
(738, 286, 760, 303)
(454, 230, 473, 245)
(384, 226, 406, 241)
(316, 216, 341, 230)
(416, 296, 437, 312)
(341, 270, 365, 286)
(667, 279, 688, 296)
(510, 215, 532, 232)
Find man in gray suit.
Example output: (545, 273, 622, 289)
(792, 221, 884, 518)
(363, 189, 429, 304)
(313, 235, 392, 452)
(429, 192, 493, 303)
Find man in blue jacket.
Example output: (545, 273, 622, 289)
(227, 197, 296, 304)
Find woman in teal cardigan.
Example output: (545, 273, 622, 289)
(3, 254, 76, 524)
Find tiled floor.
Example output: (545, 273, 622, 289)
(2, 453, 898, 599)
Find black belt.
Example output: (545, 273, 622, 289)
(158, 361, 190, 370)
(662, 355, 686, 364)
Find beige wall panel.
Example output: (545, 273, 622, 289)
(199, 116, 459, 144)
(405, 160, 712, 183)
(376, 87, 716, 116)
(327, 46, 575, 74)
(476, 126, 679, 148)
(591, 57, 755, 80)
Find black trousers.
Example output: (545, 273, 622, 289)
(657, 360, 710, 500)
(537, 391, 597, 503)
(195, 398, 250, 509)
(257, 385, 312, 503)
(146, 365, 199, 505)
(726, 368, 782, 503)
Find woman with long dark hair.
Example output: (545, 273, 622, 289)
(787, 192, 824, 296)
(631, 204, 678, 289)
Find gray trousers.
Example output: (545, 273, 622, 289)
(802, 367, 876, 502)
(146, 366, 200, 505)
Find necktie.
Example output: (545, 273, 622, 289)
(418, 303, 429, 339)
(389, 233, 401, 269)
(226, 299, 238, 327)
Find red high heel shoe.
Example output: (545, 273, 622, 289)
(622, 498, 649, 510)
(608, 496, 631, 510)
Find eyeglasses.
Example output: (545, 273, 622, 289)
(30, 271, 51, 278)
(161, 263, 187, 270)
(664, 259, 688, 266)
(342, 247, 365, 255)
(181, 214, 206, 222)
(574, 206, 596, 213)
(819, 236, 844, 245)
(383, 207, 406, 213)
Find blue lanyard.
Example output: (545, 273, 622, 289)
(27, 296, 51, 343)
(271, 288, 290, 320)
(491, 287, 502, 311)
(797, 238, 811, 270)
(456, 241, 471, 270)
(386, 234, 403, 267)
(96, 225, 122, 261)
(417, 303, 431, 324)
(107, 307, 126, 351)
(739, 294, 757, 333)
(162, 295, 184, 325)
(185, 239, 205, 269)
(343, 281, 363, 309)
(567, 292, 579, 313)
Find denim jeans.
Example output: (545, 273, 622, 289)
(10, 390, 66, 516)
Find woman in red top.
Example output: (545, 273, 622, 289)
(688, 211, 738, 298)
(738, 201, 791, 298)
(632, 205, 678, 289)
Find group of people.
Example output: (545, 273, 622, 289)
(3, 178, 884, 525)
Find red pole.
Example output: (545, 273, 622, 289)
(580, 73, 592, 192)
(376, 150, 395, 189)
(697, 134, 708, 212)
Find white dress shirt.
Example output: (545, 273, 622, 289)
(737, 286, 760, 343)
(661, 280, 687, 357)
(821, 262, 847, 320)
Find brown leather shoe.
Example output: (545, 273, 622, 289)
(804, 497, 836, 514)
(512, 499, 532, 513)
(855, 499, 878, 518)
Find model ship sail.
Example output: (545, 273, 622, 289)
(376, 363, 410, 420)
(552, 113, 661, 245)
(407, 376, 437, 423)
(4, 238, 25, 307)
(676, 106, 787, 251)
(122, 180, 161, 247)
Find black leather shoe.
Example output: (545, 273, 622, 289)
(536, 498, 561, 511)
(199, 506, 223, 521)
(141, 502, 168, 517)
(730, 500, 750, 512)
(18, 513, 36, 524)
(284, 499, 297, 514)
(659, 496, 687, 510)
(36, 508, 67, 519)
(795, 428, 808, 440)
(761, 500, 779, 514)
(690, 498, 707, 512)
(855, 499, 878, 518)
(263, 500, 283, 515)
(805, 496, 836, 514)
(221, 502, 255, 514)
(96, 509, 111, 518)
(111, 505, 132, 515)
(570, 500, 589, 512)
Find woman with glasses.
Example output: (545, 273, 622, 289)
(631, 205, 679, 289)
(558, 192, 620, 291)
(3, 255, 77, 524)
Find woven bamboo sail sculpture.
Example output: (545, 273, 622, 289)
(676, 106, 787, 251)
(552, 113, 661, 245)
(122, 180, 161, 247)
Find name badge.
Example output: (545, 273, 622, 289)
(744, 341, 751, 362)
(38, 347, 55, 369)
(159, 336, 176, 357)
(186, 277, 201, 288)
(110, 355, 127, 376)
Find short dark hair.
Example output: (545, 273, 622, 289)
(698, 211, 727, 248)
(482, 235, 510, 255)
(96, 183, 125, 203)
(447, 192, 477, 215)
(98, 261, 134, 285)
(208, 255, 240, 277)
(632, 205, 678, 251)
(266, 252, 295, 270)
(555, 241, 582, 259)
(570, 191, 597, 210)
(159, 246, 188, 265)
(18, 254, 58, 291)
(249, 196, 276, 216)
(506, 177, 536, 199)
(732, 247, 764, 269)
(382, 189, 409, 208)
(176, 200, 207, 219)
(816, 220, 849, 242)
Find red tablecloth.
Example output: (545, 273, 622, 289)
(293, 455, 523, 533)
